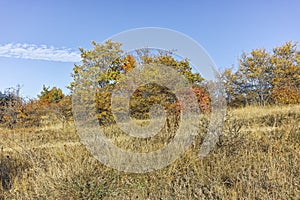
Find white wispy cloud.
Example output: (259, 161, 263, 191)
(0, 43, 81, 62)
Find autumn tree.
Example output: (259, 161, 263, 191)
(0, 86, 39, 128)
(38, 85, 64, 105)
(270, 42, 300, 104)
(238, 49, 273, 106)
(0, 86, 23, 128)
(69, 40, 209, 126)
(222, 41, 300, 107)
(50, 95, 72, 128)
(18, 99, 42, 127)
(37, 85, 72, 128)
(69, 40, 125, 125)
(220, 68, 243, 107)
(128, 50, 206, 120)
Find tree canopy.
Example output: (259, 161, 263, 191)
(221, 41, 300, 106)
(69, 40, 209, 125)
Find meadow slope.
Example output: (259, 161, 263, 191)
(0, 105, 299, 199)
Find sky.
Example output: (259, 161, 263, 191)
(0, 0, 299, 98)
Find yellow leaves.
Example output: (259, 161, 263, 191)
(73, 65, 80, 74)
(38, 86, 64, 104)
(271, 42, 300, 105)
(224, 41, 300, 106)
(272, 85, 300, 104)
(121, 55, 136, 73)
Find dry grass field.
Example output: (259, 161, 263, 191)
(0, 105, 299, 199)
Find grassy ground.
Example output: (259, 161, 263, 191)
(0, 105, 299, 199)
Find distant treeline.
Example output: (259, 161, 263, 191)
(0, 41, 299, 128)
(0, 85, 72, 128)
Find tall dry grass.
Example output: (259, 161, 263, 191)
(0, 105, 299, 199)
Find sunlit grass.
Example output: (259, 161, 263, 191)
(0, 105, 299, 199)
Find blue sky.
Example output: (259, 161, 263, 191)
(0, 0, 299, 98)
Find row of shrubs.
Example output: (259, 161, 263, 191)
(0, 86, 72, 129)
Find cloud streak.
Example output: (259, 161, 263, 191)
(0, 43, 81, 62)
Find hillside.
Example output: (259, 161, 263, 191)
(0, 105, 299, 199)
